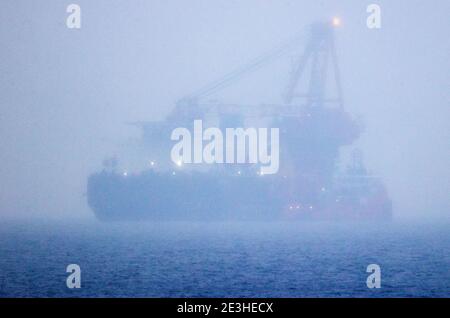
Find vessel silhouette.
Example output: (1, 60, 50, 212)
(87, 21, 392, 221)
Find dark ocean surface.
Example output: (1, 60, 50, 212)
(0, 220, 449, 297)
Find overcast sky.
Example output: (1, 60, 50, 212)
(0, 0, 448, 220)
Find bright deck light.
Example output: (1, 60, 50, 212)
(332, 17, 341, 27)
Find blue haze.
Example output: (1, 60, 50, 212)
(0, 1, 449, 298)
(0, 0, 449, 220)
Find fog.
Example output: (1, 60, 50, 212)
(0, 0, 448, 221)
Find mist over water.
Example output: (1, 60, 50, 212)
(0, 219, 449, 297)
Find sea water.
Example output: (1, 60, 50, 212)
(0, 220, 448, 297)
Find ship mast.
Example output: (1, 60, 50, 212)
(284, 21, 343, 108)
